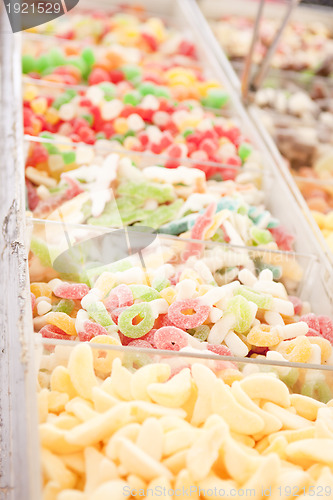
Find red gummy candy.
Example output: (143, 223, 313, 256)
(62, 175, 84, 200)
(207, 344, 232, 356)
(78, 320, 109, 342)
(53, 283, 90, 300)
(154, 326, 188, 351)
(300, 313, 320, 333)
(140, 329, 157, 347)
(40, 324, 69, 340)
(88, 68, 110, 85)
(317, 315, 333, 343)
(105, 285, 133, 312)
(168, 299, 210, 329)
(269, 226, 294, 251)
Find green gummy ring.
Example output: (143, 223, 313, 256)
(118, 303, 154, 339)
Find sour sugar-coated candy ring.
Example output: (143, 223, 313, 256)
(39, 324, 71, 340)
(118, 303, 154, 338)
(168, 298, 210, 329)
(154, 326, 188, 351)
(104, 284, 134, 312)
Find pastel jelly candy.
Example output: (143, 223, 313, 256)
(300, 313, 320, 333)
(250, 227, 273, 245)
(167, 299, 210, 329)
(289, 296, 303, 316)
(104, 284, 134, 312)
(154, 326, 188, 351)
(53, 282, 90, 300)
(269, 226, 295, 251)
(188, 325, 210, 342)
(39, 324, 70, 341)
(226, 295, 257, 334)
(129, 285, 160, 302)
(118, 303, 155, 338)
(30, 282, 52, 299)
(77, 320, 108, 342)
(86, 302, 114, 327)
(53, 299, 75, 315)
(44, 312, 77, 336)
(207, 344, 232, 356)
(111, 306, 127, 325)
(318, 316, 333, 344)
(234, 286, 273, 310)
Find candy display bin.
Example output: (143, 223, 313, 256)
(189, 0, 333, 292)
(36, 338, 333, 498)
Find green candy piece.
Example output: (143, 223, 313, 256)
(154, 86, 171, 99)
(48, 48, 66, 67)
(130, 285, 160, 302)
(251, 227, 274, 245)
(36, 55, 50, 73)
(188, 325, 210, 342)
(121, 64, 142, 81)
(137, 200, 183, 229)
(158, 214, 197, 236)
(30, 237, 52, 267)
(62, 151, 76, 165)
(87, 301, 114, 327)
(301, 379, 332, 403)
(279, 368, 299, 388)
(238, 143, 253, 162)
(52, 95, 70, 110)
(152, 277, 170, 292)
(235, 286, 273, 310)
(202, 88, 229, 108)
(138, 82, 156, 96)
(118, 181, 175, 204)
(53, 299, 75, 315)
(81, 47, 95, 67)
(123, 91, 141, 106)
(183, 128, 195, 138)
(118, 303, 154, 338)
(226, 295, 253, 334)
(22, 54, 36, 74)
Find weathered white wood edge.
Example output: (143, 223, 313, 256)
(0, 9, 41, 500)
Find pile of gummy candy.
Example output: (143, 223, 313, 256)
(23, 6, 333, 369)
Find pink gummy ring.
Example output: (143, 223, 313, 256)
(105, 284, 134, 312)
(127, 340, 153, 349)
(39, 324, 69, 340)
(168, 299, 210, 329)
(154, 326, 188, 351)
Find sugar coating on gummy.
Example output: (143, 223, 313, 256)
(154, 326, 188, 351)
(53, 282, 90, 300)
(167, 299, 210, 329)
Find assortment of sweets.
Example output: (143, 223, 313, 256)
(204, 10, 333, 253)
(29, 223, 332, 365)
(211, 15, 333, 75)
(25, 142, 293, 250)
(23, 82, 249, 178)
(20, 5, 333, 498)
(38, 341, 333, 498)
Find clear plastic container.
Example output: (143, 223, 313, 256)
(37, 338, 333, 498)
